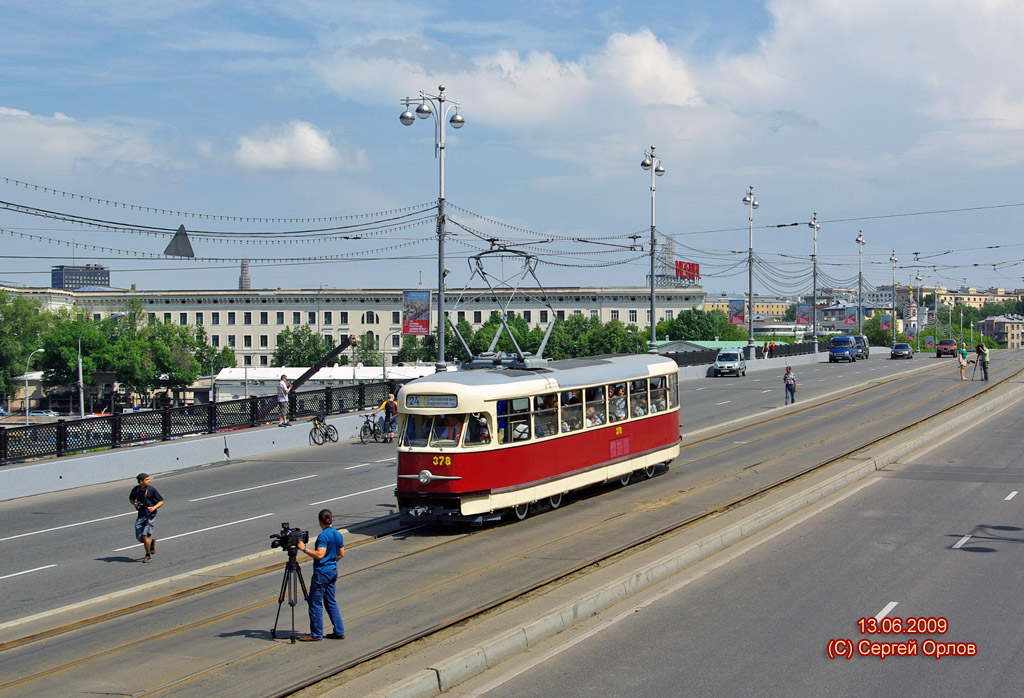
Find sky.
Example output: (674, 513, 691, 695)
(2, 0, 1024, 299)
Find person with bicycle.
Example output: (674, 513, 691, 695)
(373, 393, 399, 443)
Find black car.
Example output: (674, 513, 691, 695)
(891, 343, 913, 359)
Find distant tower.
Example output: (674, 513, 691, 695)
(238, 260, 251, 290)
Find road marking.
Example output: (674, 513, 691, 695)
(309, 484, 394, 506)
(761, 390, 772, 394)
(696, 387, 705, 391)
(0, 512, 136, 543)
(952, 535, 972, 549)
(752, 378, 761, 382)
(113, 513, 276, 551)
(189, 475, 318, 502)
(345, 463, 370, 470)
(0, 565, 57, 581)
(1006, 491, 1018, 501)
(715, 401, 731, 406)
(876, 601, 899, 620)
(375, 457, 396, 463)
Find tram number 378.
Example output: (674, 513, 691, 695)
(432, 455, 452, 466)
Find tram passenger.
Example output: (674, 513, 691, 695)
(466, 413, 491, 445)
(432, 414, 463, 442)
(585, 404, 604, 427)
(609, 384, 627, 421)
(632, 394, 648, 417)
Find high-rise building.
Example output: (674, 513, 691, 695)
(238, 260, 251, 290)
(51, 264, 110, 290)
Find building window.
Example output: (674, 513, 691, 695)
(629, 310, 638, 323)
(93, 313, 101, 321)
(179, 312, 188, 326)
(243, 355, 252, 366)
(292, 311, 301, 325)
(540, 310, 548, 323)
(147, 312, 156, 324)
(647, 309, 652, 323)
(573, 310, 582, 316)
(473, 310, 482, 323)
(392, 334, 401, 348)
(211, 312, 220, 325)
(339, 311, 348, 324)
(457, 311, 466, 322)
(323, 311, 333, 325)
(259, 311, 268, 325)
(211, 335, 220, 348)
(392, 311, 401, 324)
(163, 312, 172, 324)
(196, 312, 204, 326)
(243, 311, 252, 325)
(307, 311, 316, 324)
(259, 335, 269, 348)
(665, 310, 673, 320)
(227, 335, 236, 347)
(557, 310, 565, 320)
(260, 355, 269, 366)
(591, 309, 599, 318)
(362, 311, 378, 324)
(276, 311, 284, 325)
(228, 311, 236, 325)
(523, 310, 532, 323)
(244, 335, 252, 348)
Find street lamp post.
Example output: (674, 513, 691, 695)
(78, 312, 126, 418)
(742, 186, 759, 358)
(400, 84, 465, 373)
(889, 251, 898, 346)
(915, 271, 922, 352)
(856, 231, 865, 334)
(808, 213, 820, 354)
(25, 348, 44, 425)
(640, 146, 666, 353)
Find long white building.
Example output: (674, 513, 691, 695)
(1, 284, 706, 367)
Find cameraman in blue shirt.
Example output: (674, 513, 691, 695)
(296, 509, 346, 641)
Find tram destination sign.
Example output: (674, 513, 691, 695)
(406, 394, 458, 408)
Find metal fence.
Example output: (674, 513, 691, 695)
(664, 341, 821, 367)
(0, 380, 399, 466)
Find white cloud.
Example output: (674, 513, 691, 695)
(234, 120, 362, 172)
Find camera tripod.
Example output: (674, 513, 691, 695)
(271, 548, 309, 642)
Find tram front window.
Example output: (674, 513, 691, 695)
(401, 413, 469, 447)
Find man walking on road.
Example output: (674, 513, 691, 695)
(129, 473, 164, 563)
(783, 366, 797, 405)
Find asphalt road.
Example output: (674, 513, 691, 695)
(0, 353, 982, 624)
(455, 375, 1024, 698)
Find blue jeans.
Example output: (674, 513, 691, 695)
(785, 384, 796, 404)
(308, 569, 344, 638)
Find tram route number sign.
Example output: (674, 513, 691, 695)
(406, 394, 458, 408)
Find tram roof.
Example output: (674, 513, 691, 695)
(400, 354, 677, 397)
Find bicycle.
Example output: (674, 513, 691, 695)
(308, 414, 339, 445)
(359, 413, 384, 444)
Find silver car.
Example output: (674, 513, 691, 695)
(713, 349, 747, 377)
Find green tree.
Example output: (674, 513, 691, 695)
(0, 292, 53, 401)
(352, 332, 383, 366)
(273, 324, 333, 367)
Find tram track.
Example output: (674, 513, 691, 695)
(2, 359, 1020, 698)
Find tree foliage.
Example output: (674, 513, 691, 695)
(272, 324, 334, 368)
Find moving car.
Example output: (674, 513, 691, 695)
(712, 349, 747, 377)
(890, 343, 914, 359)
(28, 409, 58, 417)
(936, 339, 958, 357)
(853, 335, 870, 359)
(828, 336, 857, 363)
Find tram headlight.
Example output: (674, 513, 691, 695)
(418, 469, 433, 484)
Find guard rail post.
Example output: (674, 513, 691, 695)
(56, 419, 68, 457)
(112, 412, 123, 448)
(206, 400, 217, 434)
(161, 407, 172, 442)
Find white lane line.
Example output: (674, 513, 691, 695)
(761, 390, 772, 394)
(1006, 491, 1018, 501)
(113, 513, 276, 551)
(696, 387, 705, 391)
(374, 457, 396, 463)
(952, 535, 972, 549)
(189, 475, 318, 502)
(876, 601, 899, 620)
(345, 463, 370, 470)
(0, 512, 136, 543)
(752, 378, 761, 382)
(715, 401, 731, 406)
(0, 564, 57, 581)
(309, 484, 394, 506)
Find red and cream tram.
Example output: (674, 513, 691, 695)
(394, 354, 680, 524)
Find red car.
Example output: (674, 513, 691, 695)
(936, 339, 958, 357)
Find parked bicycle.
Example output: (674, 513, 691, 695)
(359, 413, 384, 444)
(309, 414, 339, 445)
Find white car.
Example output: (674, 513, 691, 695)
(712, 349, 747, 377)
(28, 409, 58, 417)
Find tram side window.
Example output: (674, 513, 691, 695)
(584, 386, 606, 427)
(649, 376, 668, 413)
(629, 378, 649, 417)
(429, 414, 465, 446)
(497, 398, 532, 443)
(402, 414, 432, 447)
(608, 382, 627, 422)
(534, 393, 558, 438)
(465, 413, 492, 446)
(669, 373, 679, 408)
(560, 390, 583, 432)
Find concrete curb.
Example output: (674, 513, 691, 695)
(365, 379, 1024, 698)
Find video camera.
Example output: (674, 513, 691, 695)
(269, 522, 308, 552)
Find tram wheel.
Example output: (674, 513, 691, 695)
(619, 472, 631, 487)
(548, 493, 563, 510)
(512, 503, 530, 521)
(644, 464, 657, 479)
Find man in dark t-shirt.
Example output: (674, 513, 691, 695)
(129, 473, 164, 563)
